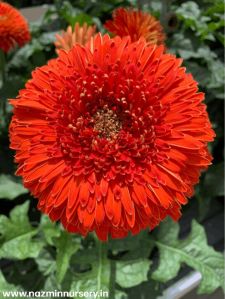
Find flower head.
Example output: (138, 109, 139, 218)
(0, 2, 30, 53)
(55, 22, 96, 54)
(104, 7, 165, 45)
(10, 34, 214, 241)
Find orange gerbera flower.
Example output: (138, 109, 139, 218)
(10, 34, 215, 241)
(0, 2, 30, 53)
(104, 7, 165, 45)
(55, 22, 96, 54)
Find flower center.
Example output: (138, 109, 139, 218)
(93, 106, 122, 140)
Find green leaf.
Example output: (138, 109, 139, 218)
(0, 175, 28, 200)
(44, 274, 59, 291)
(0, 201, 43, 259)
(152, 218, 224, 294)
(55, 231, 80, 284)
(38, 32, 58, 46)
(71, 243, 110, 298)
(176, 1, 216, 40)
(108, 230, 154, 260)
(169, 33, 195, 59)
(216, 32, 225, 46)
(177, 1, 201, 20)
(35, 249, 56, 276)
(8, 40, 43, 69)
(207, 60, 225, 89)
(57, 1, 82, 26)
(116, 259, 151, 288)
(39, 214, 60, 246)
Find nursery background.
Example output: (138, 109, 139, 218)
(0, 0, 224, 298)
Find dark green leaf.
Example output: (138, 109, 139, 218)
(152, 218, 224, 294)
(202, 163, 224, 197)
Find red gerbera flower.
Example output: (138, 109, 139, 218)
(104, 7, 165, 45)
(0, 2, 30, 53)
(55, 22, 96, 54)
(9, 34, 215, 241)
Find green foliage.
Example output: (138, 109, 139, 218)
(0, 175, 28, 200)
(0, 0, 224, 298)
(116, 259, 151, 288)
(176, 1, 215, 41)
(39, 215, 61, 246)
(55, 231, 80, 284)
(35, 249, 56, 277)
(0, 202, 43, 259)
(152, 218, 224, 294)
(201, 162, 224, 197)
(70, 243, 110, 296)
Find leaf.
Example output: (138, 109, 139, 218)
(108, 230, 154, 260)
(39, 32, 58, 46)
(71, 243, 110, 298)
(207, 60, 225, 89)
(0, 201, 43, 259)
(176, 1, 216, 40)
(44, 274, 59, 291)
(116, 259, 151, 288)
(8, 39, 43, 69)
(216, 32, 225, 46)
(55, 231, 80, 284)
(177, 1, 201, 20)
(0, 175, 28, 200)
(152, 218, 224, 294)
(126, 280, 163, 299)
(57, 1, 82, 25)
(35, 249, 56, 276)
(39, 214, 60, 246)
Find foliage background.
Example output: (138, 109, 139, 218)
(0, 0, 224, 298)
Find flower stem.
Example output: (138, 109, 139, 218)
(97, 240, 104, 292)
(109, 259, 116, 299)
(95, 237, 115, 298)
